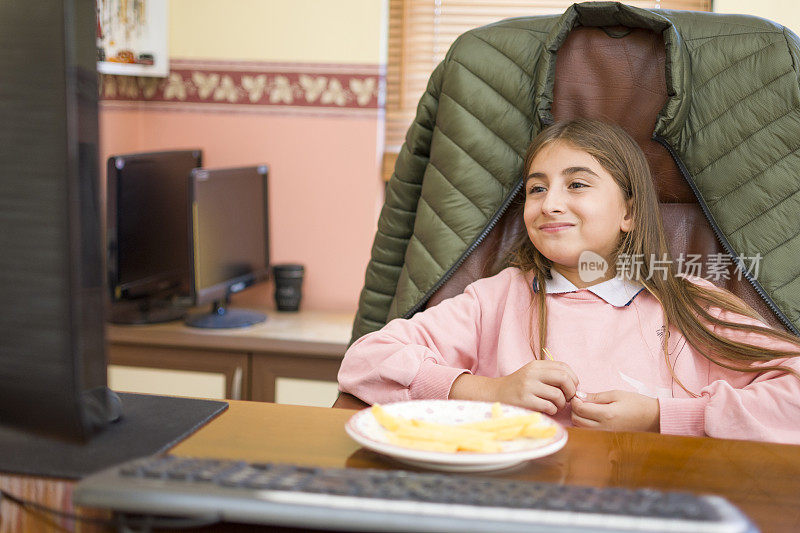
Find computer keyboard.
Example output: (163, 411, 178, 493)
(73, 454, 757, 533)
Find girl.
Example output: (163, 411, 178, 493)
(338, 119, 800, 444)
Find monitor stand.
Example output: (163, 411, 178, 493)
(185, 297, 265, 329)
(109, 298, 187, 324)
(83, 387, 123, 426)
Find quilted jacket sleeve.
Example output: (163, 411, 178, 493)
(349, 62, 446, 345)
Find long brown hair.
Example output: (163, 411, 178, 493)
(508, 119, 800, 389)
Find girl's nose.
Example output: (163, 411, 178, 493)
(541, 188, 565, 214)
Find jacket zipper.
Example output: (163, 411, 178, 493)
(653, 135, 799, 336)
(403, 178, 525, 319)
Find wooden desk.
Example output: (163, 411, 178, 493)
(107, 307, 354, 402)
(3, 402, 800, 532)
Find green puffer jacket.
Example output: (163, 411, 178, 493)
(351, 1, 800, 343)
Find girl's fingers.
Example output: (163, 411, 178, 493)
(531, 383, 569, 410)
(539, 369, 578, 400)
(582, 390, 617, 404)
(571, 397, 606, 421)
(524, 396, 559, 416)
(546, 361, 580, 388)
(571, 410, 600, 428)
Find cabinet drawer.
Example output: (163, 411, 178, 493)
(108, 344, 249, 400)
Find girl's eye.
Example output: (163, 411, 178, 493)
(569, 181, 588, 189)
(527, 185, 545, 194)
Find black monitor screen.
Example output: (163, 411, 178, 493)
(108, 150, 201, 300)
(191, 166, 269, 304)
(0, 0, 113, 441)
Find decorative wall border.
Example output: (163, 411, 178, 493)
(100, 59, 385, 115)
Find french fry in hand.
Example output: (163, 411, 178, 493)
(372, 403, 557, 454)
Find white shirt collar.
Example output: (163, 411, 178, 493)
(534, 269, 645, 307)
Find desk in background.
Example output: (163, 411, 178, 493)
(1, 401, 799, 532)
(107, 306, 354, 404)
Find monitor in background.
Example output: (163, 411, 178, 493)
(0, 0, 118, 440)
(107, 149, 202, 324)
(185, 166, 270, 329)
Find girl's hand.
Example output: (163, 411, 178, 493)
(571, 390, 660, 432)
(493, 360, 580, 415)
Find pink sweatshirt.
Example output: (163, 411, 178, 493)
(338, 267, 800, 444)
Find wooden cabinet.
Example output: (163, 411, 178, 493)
(250, 353, 342, 403)
(109, 344, 249, 400)
(106, 308, 353, 404)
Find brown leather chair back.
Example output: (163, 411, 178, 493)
(426, 26, 785, 331)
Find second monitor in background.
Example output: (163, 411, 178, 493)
(186, 165, 270, 329)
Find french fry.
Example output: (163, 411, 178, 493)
(371, 404, 401, 431)
(387, 434, 458, 453)
(521, 422, 558, 439)
(396, 419, 503, 452)
(409, 418, 447, 430)
(491, 425, 525, 441)
(387, 429, 502, 453)
(460, 413, 541, 431)
(491, 402, 503, 419)
(456, 440, 502, 453)
(393, 423, 493, 444)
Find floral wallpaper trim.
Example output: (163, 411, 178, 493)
(100, 60, 384, 110)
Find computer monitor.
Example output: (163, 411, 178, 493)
(185, 166, 270, 329)
(0, 0, 118, 440)
(106, 149, 202, 324)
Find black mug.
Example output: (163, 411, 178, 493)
(272, 264, 304, 312)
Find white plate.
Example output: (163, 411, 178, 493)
(345, 400, 568, 472)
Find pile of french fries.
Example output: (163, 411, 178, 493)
(371, 402, 558, 453)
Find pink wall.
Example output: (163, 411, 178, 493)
(99, 106, 382, 312)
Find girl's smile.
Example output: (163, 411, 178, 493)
(524, 141, 632, 287)
(539, 222, 575, 233)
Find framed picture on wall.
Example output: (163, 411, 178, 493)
(97, 0, 169, 77)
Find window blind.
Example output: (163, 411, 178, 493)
(383, 0, 711, 180)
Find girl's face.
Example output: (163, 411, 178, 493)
(524, 141, 633, 283)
